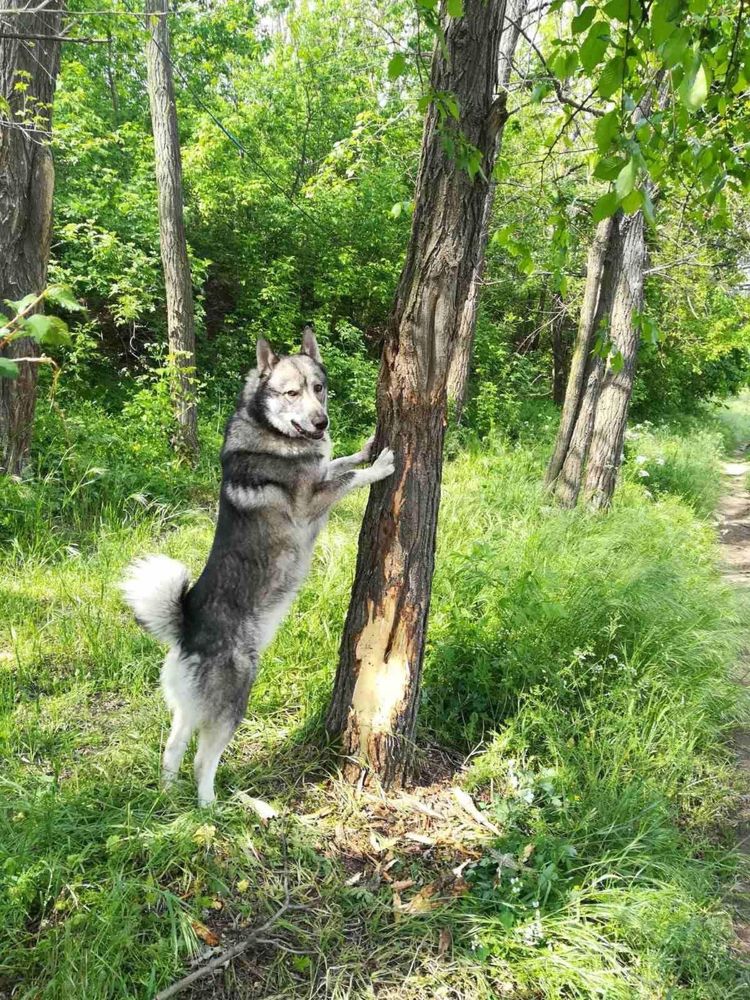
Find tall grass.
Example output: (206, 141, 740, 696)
(1, 393, 749, 998)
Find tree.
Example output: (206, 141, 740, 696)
(144, 0, 199, 460)
(582, 210, 646, 508)
(326, 0, 508, 786)
(550, 291, 570, 406)
(545, 217, 613, 497)
(446, 0, 529, 420)
(0, 0, 63, 475)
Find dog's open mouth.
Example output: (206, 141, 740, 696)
(292, 421, 325, 440)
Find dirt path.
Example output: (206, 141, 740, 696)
(718, 457, 750, 951)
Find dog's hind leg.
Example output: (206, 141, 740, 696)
(194, 719, 239, 807)
(162, 708, 193, 787)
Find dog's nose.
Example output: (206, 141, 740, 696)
(314, 416, 329, 431)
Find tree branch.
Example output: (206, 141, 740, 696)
(505, 13, 604, 118)
(0, 30, 108, 43)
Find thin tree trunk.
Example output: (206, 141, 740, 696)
(446, 0, 526, 421)
(326, 0, 508, 787)
(0, 1, 63, 476)
(550, 291, 569, 406)
(545, 217, 613, 487)
(145, 0, 199, 460)
(583, 210, 646, 508)
(554, 352, 604, 508)
(106, 29, 120, 123)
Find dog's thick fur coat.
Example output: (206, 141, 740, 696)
(122, 330, 394, 804)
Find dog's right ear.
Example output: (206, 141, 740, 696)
(256, 338, 279, 376)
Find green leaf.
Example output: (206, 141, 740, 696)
(531, 81, 553, 103)
(552, 47, 580, 79)
(594, 109, 619, 153)
(491, 224, 515, 247)
(592, 190, 619, 222)
(580, 21, 610, 73)
(4, 293, 37, 315)
(443, 95, 459, 120)
(45, 284, 85, 312)
(571, 6, 596, 33)
(594, 155, 625, 180)
(642, 185, 656, 225)
(446, 0, 463, 16)
(650, 0, 680, 45)
(390, 201, 403, 219)
(661, 27, 690, 69)
(678, 59, 708, 111)
(23, 314, 71, 347)
(615, 158, 637, 199)
(621, 188, 643, 213)
(604, 0, 641, 22)
(610, 350, 624, 373)
(387, 53, 407, 80)
(0, 357, 19, 379)
(597, 55, 625, 98)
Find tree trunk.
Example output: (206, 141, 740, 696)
(326, 0, 507, 787)
(545, 217, 613, 487)
(144, 0, 199, 460)
(0, 1, 63, 476)
(550, 291, 570, 406)
(583, 210, 646, 509)
(553, 352, 604, 508)
(445, 0, 527, 421)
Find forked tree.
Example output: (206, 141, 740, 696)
(326, 0, 508, 786)
(144, 0, 199, 460)
(545, 207, 647, 508)
(0, 1, 63, 475)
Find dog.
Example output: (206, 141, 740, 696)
(121, 327, 394, 805)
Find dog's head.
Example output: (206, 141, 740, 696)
(252, 326, 329, 440)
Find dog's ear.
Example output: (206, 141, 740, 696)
(300, 325, 322, 364)
(256, 338, 279, 376)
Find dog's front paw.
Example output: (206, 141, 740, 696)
(360, 433, 376, 464)
(372, 446, 395, 480)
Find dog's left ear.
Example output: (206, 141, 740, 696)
(257, 338, 279, 376)
(300, 324, 322, 364)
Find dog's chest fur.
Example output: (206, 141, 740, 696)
(181, 383, 334, 656)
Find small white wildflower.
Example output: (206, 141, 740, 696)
(635, 455, 647, 464)
(638, 469, 650, 478)
(656, 457, 666, 466)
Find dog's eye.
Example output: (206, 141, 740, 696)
(314, 384, 323, 394)
(285, 390, 300, 398)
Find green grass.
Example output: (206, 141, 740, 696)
(1, 394, 750, 998)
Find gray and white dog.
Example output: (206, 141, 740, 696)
(121, 327, 394, 805)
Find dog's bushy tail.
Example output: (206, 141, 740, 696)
(120, 555, 190, 644)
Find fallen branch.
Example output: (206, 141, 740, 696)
(154, 892, 292, 1000)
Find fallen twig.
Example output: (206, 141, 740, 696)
(156, 830, 297, 999)
(154, 892, 292, 999)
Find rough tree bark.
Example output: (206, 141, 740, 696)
(547, 210, 647, 509)
(0, 1, 63, 476)
(445, 0, 527, 421)
(545, 217, 613, 488)
(326, 0, 508, 786)
(583, 210, 646, 508)
(145, 0, 199, 460)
